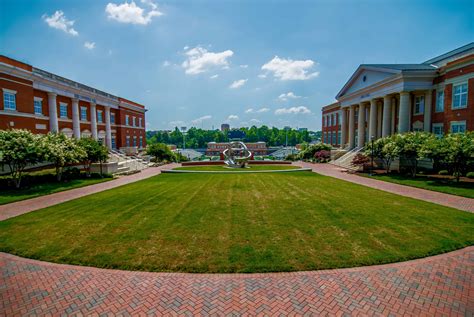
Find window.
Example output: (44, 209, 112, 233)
(354, 109, 359, 122)
(452, 83, 468, 109)
(59, 103, 68, 118)
(139, 118, 143, 127)
(3, 90, 16, 110)
(332, 131, 336, 144)
(432, 123, 444, 138)
(125, 115, 130, 126)
(326, 116, 329, 127)
(126, 136, 130, 147)
(133, 117, 136, 127)
(338, 131, 341, 145)
(97, 110, 103, 123)
(110, 113, 115, 124)
(414, 96, 424, 115)
(34, 98, 42, 114)
(450, 121, 466, 134)
(133, 136, 137, 146)
(111, 137, 116, 149)
(80, 107, 87, 121)
(436, 90, 444, 112)
(139, 136, 143, 148)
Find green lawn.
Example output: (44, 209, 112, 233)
(366, 174, 474, 198)
(0, 173, 112, 205)
(0, 172, 472, 273)
(175, 164, 299, 171)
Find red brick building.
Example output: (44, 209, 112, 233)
(0, 55, 147, 150)
(322, 43, 473, 148)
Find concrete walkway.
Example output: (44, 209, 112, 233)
(1, 247, 472, 316)
(297, 162, 474, 212)
(0, 163, 178, 221)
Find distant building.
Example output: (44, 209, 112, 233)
(221, 123, 230, 131)
(206, 142, 267, 157)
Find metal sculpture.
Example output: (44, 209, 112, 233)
(223, 141, 252, 168)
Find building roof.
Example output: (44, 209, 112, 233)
(360, 64, 437, 71)
(423, 42, 474, 66)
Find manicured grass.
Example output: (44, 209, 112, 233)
(366, 174, 474, 198)
(0, 172, 112, 205)
(0, 172, 472, 273)
(174, 164, 299, 171)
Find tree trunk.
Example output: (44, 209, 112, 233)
(56, 166, 62, 182)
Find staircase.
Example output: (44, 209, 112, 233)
(108, 150, 151, 175)
(330, 147, 364, 171)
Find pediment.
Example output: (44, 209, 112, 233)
(337, 66, 399, 99)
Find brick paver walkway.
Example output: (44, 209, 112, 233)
(297, 162, 474, 212)
(1, 247, 473, 316)
(0, 163, 178, 221)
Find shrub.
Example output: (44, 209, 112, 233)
(466, 172, 474, 179)
(351, 153, 370, 169)
(146, 143, 176, 162)
(438, 170, 449, 176)
(298, 143, 331, 161)
(285, 153, 298, 161)
(314, 150, 330, 163)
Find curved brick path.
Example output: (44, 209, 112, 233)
(297, 162, 474, 212)
(1, 248, 473, 316)
(0, 163, 178, 221)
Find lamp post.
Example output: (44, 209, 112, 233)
(369, 135, 375, 176)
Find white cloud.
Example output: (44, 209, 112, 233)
(108, 49, 113, 55)
(258, 74, 267, 79)
(105, 0, 163, 25)
(162, 60, 171, 67)
(229, 79, 247, 89)
(256, 107, 269, 113)
(261, 56, 319, 80)
(250, 118, 262, 124)
(278, 91, 301, 101)
(226, 114, 239, 121)
(191, 115, 212, 124)
(240, 64, 248, 68)
(84, 41, 96, 50)
(210, 74, 219, 79)
(182, 46, 234, 75)
(245, 107, 269, 114)
(42, 10, 78, 36)
(275, 106, 311, 115)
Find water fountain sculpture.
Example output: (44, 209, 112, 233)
(223, 141, 252, 168)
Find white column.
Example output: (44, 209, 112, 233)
(105, 106, 112, 149)
(47, 92, 58, 133)
(377, 103, 383, 138)
(424, 90, 432, 132)
(348, 105, 355, 149)
(357, 103, 366, 148)
(391, 97, 396, 134)
(90, 102, 98, 140)
(398, 92, 411, 133)
(382, 95, 392, 137)
(72, 98, 80, 138)
(340, 109, 347, 149)
(369, 99, 377, 140)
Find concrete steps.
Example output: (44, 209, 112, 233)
(330, 147, 364, 171)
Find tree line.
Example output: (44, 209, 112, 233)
(147, 126, 318, 148)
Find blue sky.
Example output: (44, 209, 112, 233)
(1, 0, 473, 131)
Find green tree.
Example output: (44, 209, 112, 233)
(78, 138, 109, 177)
(365, 136, 400, 173)
(146, 143, 176, 162)
(395, 132, 435, 177)
(44, 133, 86, 181)
(0, 129, 44, 188)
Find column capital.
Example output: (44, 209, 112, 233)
(71, 97, 79, 103)
(383, 95, 392, 101)
(370, 99, 377, 106)
(47, 92, 57, 97)
(399, 91, 411, 96)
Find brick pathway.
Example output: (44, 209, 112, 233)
(0, 164, 178, 221)
(1, 247, 473, 316)
(297, 162, 474, 213)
